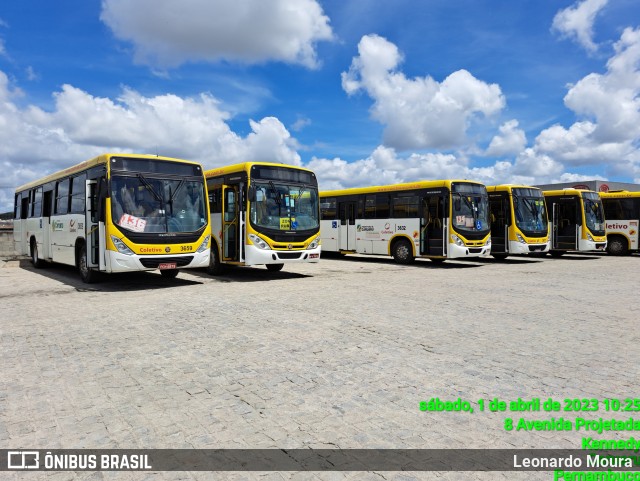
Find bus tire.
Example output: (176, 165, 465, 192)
(206, 244, 224, 275)
(606, 236, 628, 256)
(492, 253, 509, 260)
(266, 263, 284, 272)
(392, 238, 415, 264)
(549, 250, 564, 258)
(430, 258, 446, 264)
(160, 269, 179, 278)
(30, 239, 44, 268)
(78, 243, 98, 283)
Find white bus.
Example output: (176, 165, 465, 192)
(14, 153, 211, 282)
(600, 191, 640, 255)
(487, 184, 550, 259)
(320, 180, 491, 264)
(542, 189, 607, 256)
(204, 162, 321, 274)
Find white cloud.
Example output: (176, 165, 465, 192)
(552, 0, 608, 53)
(341, 34, 505, 150)
(520, 26, 640, 174)
(485, 120, 527, 157)
(309, 146, 530, 191)
(100, 0, 333, 68)
(0, 71, 300, 211)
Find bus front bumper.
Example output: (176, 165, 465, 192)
(244, 244, 321, 265)
(448, 242, 491, 258)
(105, 249, 210, 273)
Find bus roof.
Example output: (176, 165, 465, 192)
(320, 179, 485, 197)
(599, 190, 640, 199)
(542, 188, 599, 196)
(486, 184, 542, 192)
(204, 162, 315, 179)
(15, 153, 198, 192)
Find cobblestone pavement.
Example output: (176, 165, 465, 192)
(1, 253, 639, 481)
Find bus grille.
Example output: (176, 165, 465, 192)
(276, 252, 303, 260)
(140, 256, 194, 268)
(528, 245, 546, 252)
(468, 248, 482, 254)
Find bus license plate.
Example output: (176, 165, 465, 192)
(159, 262, 177, 270)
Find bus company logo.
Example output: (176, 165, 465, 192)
(606, 222, 628, 230)
(287, 244, 293, 250)
(69, 219, 77, 233)
(357, 225, 374, 232)
(384, 223, 391, 230)
(52, 220, 64, 231)
(140, 247, 163, 253)
(7, 451, 39, 469)
(165, 247, 171, 253)
(413, 231, 419, 239)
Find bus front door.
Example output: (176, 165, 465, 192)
(421, 194, 446, 256)
(85, 179, 102, 270)
(489, 193, 509, 254)
(553, 199, 578, 250)
(338, 201, 356, 251)
(222, 185, 240, 262)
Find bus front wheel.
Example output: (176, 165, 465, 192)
(549, 250, 565, 258)
(30, 239, 44, 268)
(206, 245, 224, 275)
(266, 263, 284, 272)
(392, 239, 415, 264)
(78, 243, 98, 283)
(607, 236, 629, 256)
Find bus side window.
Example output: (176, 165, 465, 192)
(21, 195, 29, 219)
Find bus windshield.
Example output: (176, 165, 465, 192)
(250, 181, 319, 231)
(451, 183, 490, 234)
(512, 188, 548, 234)
(111, 174, 207, 233)
(582, 192, 605, 234)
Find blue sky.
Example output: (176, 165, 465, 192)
(1, 0, 639, 212)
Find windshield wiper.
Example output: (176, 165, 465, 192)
(136, 173, 163, 202)
(268, 181, 281, 206)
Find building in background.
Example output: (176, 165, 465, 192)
(534, 180, 640, 192)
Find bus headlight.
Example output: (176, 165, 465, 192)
(516, 233, 526, 244)
(587, 233, 594, 242)
(249, 234, 270, 250)
(111, 235, 134, 255)
(196, 235, 210, 253)
(451, 234, 464, 247)
(308, 237, 320, 250)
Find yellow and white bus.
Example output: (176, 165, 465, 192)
(542, 189, 607, 256)
(600, 190, 640, 255)
(487, 184, 550, 259)
(204, 162, 321, 273)
(320, 180, 491, 264)
(13, 153, 211, 282)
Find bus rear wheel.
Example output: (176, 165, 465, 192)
(266, 263, 284, 272)
(549, 250, 565, 258)
(392, 239, 415, 264)
(492, 253, 509, 260)
(607, 236, 629, 256)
